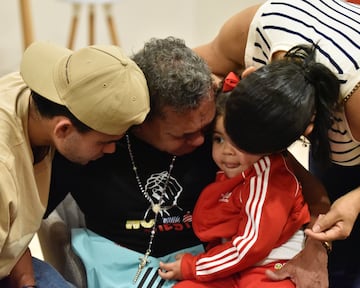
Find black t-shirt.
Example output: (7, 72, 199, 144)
(47, 133, 217, 256)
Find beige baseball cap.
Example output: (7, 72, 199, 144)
(20, 41, 150, 135)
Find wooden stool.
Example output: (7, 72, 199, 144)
(65, 0, 120, 49)
(19, 0, 34, 50)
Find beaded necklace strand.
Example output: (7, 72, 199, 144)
(126, 134, 176, 283)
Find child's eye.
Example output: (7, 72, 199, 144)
(213, 135, 224, 144)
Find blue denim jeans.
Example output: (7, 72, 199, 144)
(33, 257, 76, 288)
(0, 257, 75, 288)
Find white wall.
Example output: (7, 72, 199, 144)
(2, 0, 310, 168)
(0, 0, 264, 76)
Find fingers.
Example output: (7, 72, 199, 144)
(158, 262, 173, 280)
(305, 224, 348, 241)
(304, 229, 333, 241)
(310, 189, 360, 240)
(306, 213, 349, 241)
(158, 268, 174, 280)
(159, 261, 168, 271)
(265, 268, 289, 281)
(311, 214, 337, 233)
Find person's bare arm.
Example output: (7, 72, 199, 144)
(286, 153, 331, 222)
(304, 84, 360, 241)
(193, 4, 261, 78)
(266, 152, 330, 288)
(6, 248, 36, 288)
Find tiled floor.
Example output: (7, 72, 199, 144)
(29, 140, 310, 260)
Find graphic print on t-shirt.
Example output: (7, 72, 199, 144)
(125, 169, 191, 235)
(142, 171, 183, 219)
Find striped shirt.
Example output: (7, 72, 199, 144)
(245, 0, 360, 166)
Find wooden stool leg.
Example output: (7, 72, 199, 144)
(67, 3, 81, 50)
(103, 3, 119, 46)
(19, 0, 34, 50)
(88, 4, 95, 45)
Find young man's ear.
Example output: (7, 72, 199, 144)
(241, 66, 256, 79)
(53, 117, 73, 139)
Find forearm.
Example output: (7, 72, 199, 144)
(193, 43, 243, 79)
(7, 248, 36, 288)
(304, 184, 331, 228)
(286, 152, 330, 225)
(334, 186, 360, 223)
(288, 153, 331, 264)
(346, 186, 360, 214)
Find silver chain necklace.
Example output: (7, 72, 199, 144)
(126, 134, 176, 283)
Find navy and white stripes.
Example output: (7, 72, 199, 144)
(245, 0, 360, 166)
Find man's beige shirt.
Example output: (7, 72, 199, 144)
(0, 72, 54, 277)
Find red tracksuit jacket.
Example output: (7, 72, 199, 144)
(181, 154, 310, 281)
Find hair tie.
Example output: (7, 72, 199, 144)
(222, 72, 240, 92)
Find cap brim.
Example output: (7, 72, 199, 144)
(20, 42, 72, 105)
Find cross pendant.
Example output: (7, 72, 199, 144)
(133, 251, 151, 283)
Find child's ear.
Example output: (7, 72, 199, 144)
(241, 66, 256, 79)
(304, 114, 316, 136)
(271, 50, 286, 61)
(304, 122, 314, 136)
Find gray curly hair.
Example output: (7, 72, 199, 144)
(132, 36, 213, 118)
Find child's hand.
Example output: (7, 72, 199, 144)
(158, 257, 183, 280)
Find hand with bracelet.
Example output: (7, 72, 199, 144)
(265, 237, 330, 288)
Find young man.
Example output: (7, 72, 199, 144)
(46, 37, 329, 288)
(0, 41, 149, 287)
(194, 0, 360, 286)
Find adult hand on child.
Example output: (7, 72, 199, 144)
(265, 238, 328, 288)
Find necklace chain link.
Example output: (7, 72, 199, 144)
(126, 134, 176, 283)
